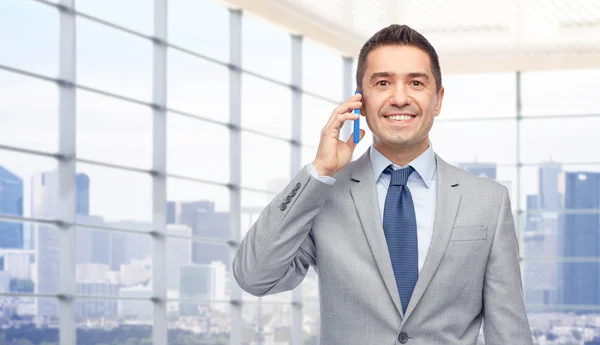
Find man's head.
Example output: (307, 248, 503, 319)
(356, 24, 444, 155)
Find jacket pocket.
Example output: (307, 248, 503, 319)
(450, 226, 487, 241)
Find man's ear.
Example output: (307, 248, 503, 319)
(434, 86, 445, 117)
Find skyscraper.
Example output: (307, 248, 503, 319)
(0, 165, 24, 248)
(561, 171, 600, 310)
(32, 170, 90, 319)
(167, 200, 230, 268)
(539, 162, 562, 210)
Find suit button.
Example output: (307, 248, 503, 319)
(279, 202, 287, 211)
(294, 182, 301, 189)
(290, 189, 297, 196)
(285, 195, 292, 203)
(398, 332, 408, 343)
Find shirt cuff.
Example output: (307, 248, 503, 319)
(306, 164, 336, 185)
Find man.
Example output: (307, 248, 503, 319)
(233, 24, 533, 344)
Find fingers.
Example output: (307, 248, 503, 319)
(324, 93, 363, 129)
(321, 113, 361, 139)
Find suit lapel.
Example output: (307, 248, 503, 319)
(349, 149, 404, 317)
(402, 154, 462, 321)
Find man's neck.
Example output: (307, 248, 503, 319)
(373, 138, 430, 167)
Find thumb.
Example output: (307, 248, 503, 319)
(345, 129, 366, 149)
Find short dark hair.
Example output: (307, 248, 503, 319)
(356, 24, 442, 93)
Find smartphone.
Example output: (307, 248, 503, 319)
(353, 90, 360, 143)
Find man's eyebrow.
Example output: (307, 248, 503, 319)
(369, 71, 396, 82)
(369, 71, 430, 82)
(406, 72, 430, 80)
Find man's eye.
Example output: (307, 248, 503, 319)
(411, 81, 423, 86)
(377, 81, 389, 86)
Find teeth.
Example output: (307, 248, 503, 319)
(388, 115, 414, 121)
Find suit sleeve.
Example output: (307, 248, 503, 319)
(482, 185, 534, 345)
(232, 164, 333, 296)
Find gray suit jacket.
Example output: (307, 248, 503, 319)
(233, 148, 533, 345)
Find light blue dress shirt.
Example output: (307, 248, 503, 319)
(307, 142, 438, 273)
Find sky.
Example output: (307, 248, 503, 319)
(2, 0, 600, 227)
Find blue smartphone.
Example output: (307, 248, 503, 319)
(353, 90, 360, 143)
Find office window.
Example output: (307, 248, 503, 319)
(241, 74, 292, 139)
(168, 0, 229, 62)
(167, 113, 230, 183)
(0, 0, 58, 77)
(77, 17, 152, 102)
(77, 90, 153, 170)
(441, 72, 516, 120)
(242, 12, 292, 84)
(241, 132, 291, 192)
(0, 72, 59, 153)
(303, 39, 344, 102)
(76, 0, 153, 35)
(167, 49, 230, 123)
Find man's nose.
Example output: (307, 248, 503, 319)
(389, 85, 410, 107)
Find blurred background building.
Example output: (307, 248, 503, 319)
(1, 0, 600, 344)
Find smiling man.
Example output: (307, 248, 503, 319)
(233, 24, 534, 345)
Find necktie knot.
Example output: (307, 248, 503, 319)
(385, 165, 414, 186)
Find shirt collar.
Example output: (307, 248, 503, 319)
(369, 140, 437, 188)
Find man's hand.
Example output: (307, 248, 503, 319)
(312, 93, 366, 177)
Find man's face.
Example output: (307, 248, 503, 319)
(360, 45, 444, 150)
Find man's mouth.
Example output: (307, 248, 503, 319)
(384, 114, 417, 122)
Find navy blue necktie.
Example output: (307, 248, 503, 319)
(382, 165, 418, 314)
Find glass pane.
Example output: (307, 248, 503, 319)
(430, 119, 517, 164)
(523, 260, 600, 312)
(76, 0, 153, 35)
(0, 149, 58, 222)
(522, 69, 600, 117)
(303, 39, 343, 102)
(301, 94, 337, 147)
(441, 72, 516, 119)
(166, 179, 231, 269)
(0, 71, 59, 153)
(76, 227, 152, 294)
(168, 0, 229, 62)
(527, 310, 595, 343)
(167, 49, 229, 122)
(77, 90, 153, 170)
(76, 163, 153, 227)
(519, 164, 565, 213)
(167, 113, 230, 183)
(76, 299, 153, 340)
(176, 261, 229, 302)
(0, 0, 58, 77)
(168, 302, 230, 340)
(77, 17, 152, 102)
(242, 12, 291, 84)
(0, 221, 42, 295)
(241, 132, 290, 191)
(0, 297, 60, 336)
(167, 238, 230, 285)
(242, 74, 292, 138)
(243, 302, 293, 344)
(520, 117, 600, 164)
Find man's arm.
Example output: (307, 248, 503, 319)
(482, 185, 534, 345)
(232, 164, 334, 296)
